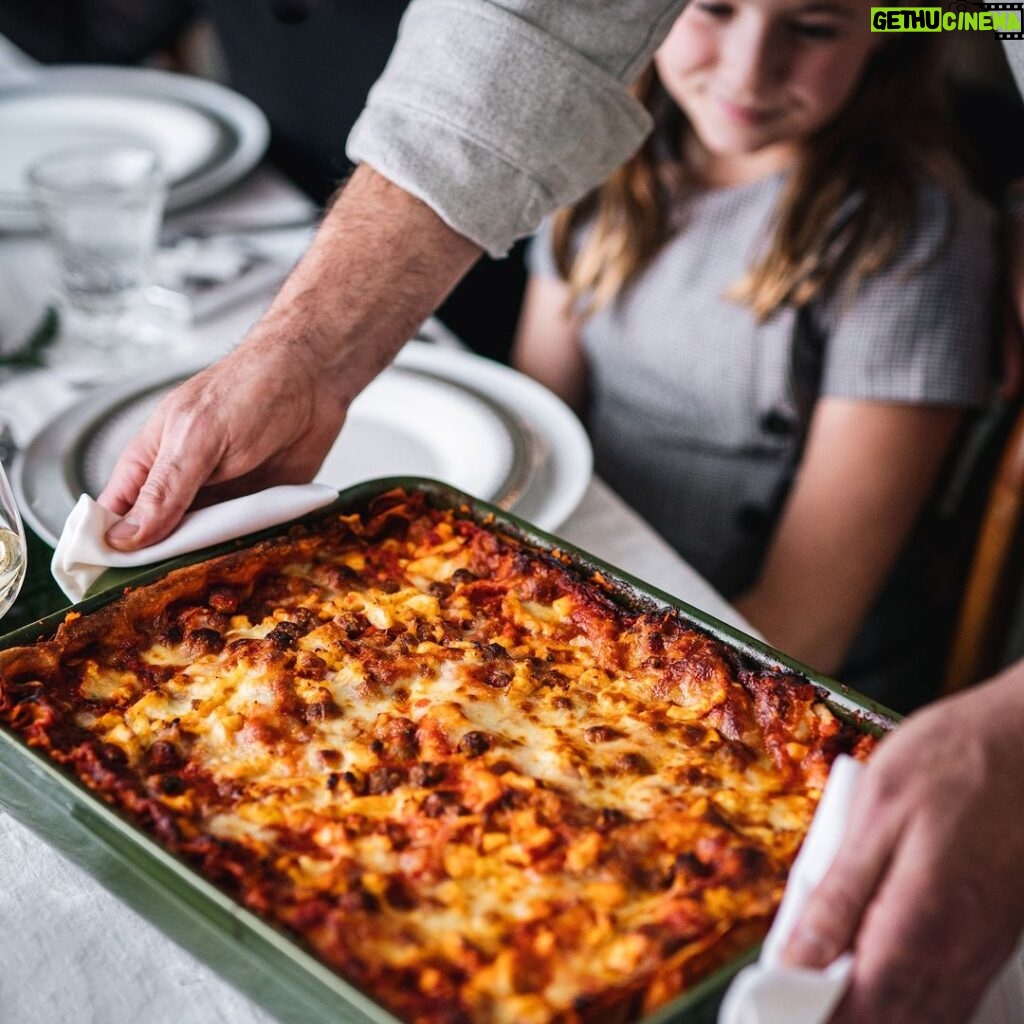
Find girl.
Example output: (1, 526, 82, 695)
(513, 0, 996, 708)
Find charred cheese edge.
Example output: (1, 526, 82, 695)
(0, 491, 875, 1024)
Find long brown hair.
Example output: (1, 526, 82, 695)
(552, 32, 964, 320)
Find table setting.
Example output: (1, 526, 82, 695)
(5, 27, 1024, 1024)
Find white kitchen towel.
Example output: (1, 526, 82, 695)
(52, 484, 338, 601)
(719, 755, 1024, 1024)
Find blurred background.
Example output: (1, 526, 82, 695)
(0, 0, 528, 366)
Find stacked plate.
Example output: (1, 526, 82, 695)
(15, 341, 593, 546)
(0, 66, 269, 231)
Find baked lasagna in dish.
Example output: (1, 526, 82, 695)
(0, 489, 875, 1024)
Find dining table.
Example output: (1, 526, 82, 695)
(0, 33, 758, 1024)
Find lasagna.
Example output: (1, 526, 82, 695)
(0, 489, 875, 1024)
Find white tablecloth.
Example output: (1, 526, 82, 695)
(0, 41, 756, 1024)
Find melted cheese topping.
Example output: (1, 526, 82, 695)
(0, 494, 875, 1024)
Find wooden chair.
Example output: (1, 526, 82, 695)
(943, 401, 1024, 693)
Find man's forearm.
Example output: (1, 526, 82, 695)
(245, 165, 483, 408)
(97, 165, 483, 547)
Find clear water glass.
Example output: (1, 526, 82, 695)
(0, 462, 26, 620)
(27, 144, 170, 356)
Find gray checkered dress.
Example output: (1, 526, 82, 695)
(530, 174, 996, 703)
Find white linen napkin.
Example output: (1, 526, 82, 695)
(719, 755, 1024, 1024)
(52, 484, 338, 601)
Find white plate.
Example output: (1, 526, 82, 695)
(76, 364, 524, 507)
(396, 343, 592, 531)
(13, 341, 592, 546)
(0, 66, 269, 230)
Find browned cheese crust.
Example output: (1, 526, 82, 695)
(0, 490, 875, 1024)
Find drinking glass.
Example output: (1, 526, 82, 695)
(0, 462, 26, 620)
(27, 144, 175, 360)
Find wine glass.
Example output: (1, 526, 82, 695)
(0, 461, 26, 620)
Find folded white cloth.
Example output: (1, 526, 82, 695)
(719, 755, 1024, 1024)
(718, 756, 858, 1024)
(52, 484, 338, 601)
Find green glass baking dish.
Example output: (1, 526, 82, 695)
(0, 477, 899, 1024)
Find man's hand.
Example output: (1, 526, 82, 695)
(97, 166, 481, 548)
(781, 666, 1024, 1023)
(98, 337, 347, 547)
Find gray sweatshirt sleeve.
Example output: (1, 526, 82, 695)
(346, 0, 686, 257)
